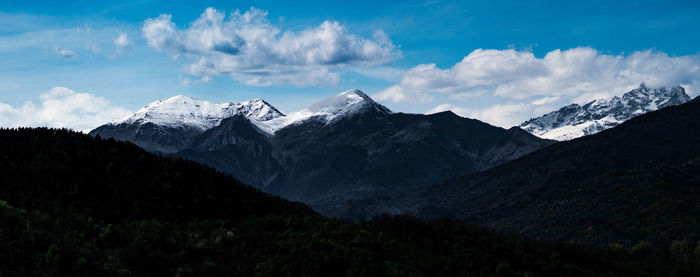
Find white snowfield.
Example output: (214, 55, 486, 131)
(521, 84, 690, 141)
(111, 89, 387, 135)
(535, 116, 622, 141)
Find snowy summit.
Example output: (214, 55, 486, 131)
(251, 89, 392, 135)
(112, 95, 284, 131)
(105, 89, 390, 137)
(520, 83, 691, 141)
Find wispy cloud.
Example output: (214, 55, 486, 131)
(142, 7, 401, 87)
(54, 46, 77, 60)
(0, 87, 130, 132)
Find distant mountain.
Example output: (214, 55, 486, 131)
(89, 95, 283, 153)
(400, 95, 700, 245)
(520, 84, 690, 140)
(91, 89, 554, 218)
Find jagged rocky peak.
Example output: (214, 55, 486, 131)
(520, 83, 691, 141)
(620, 83, 689, 109)
(112, 95, 284, 131)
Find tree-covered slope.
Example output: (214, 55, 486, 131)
(0, 128, 313, 222)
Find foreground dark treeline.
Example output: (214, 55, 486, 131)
(1, 128, 699, 276)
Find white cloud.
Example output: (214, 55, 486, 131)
(0, 87, 131, 132)
(449, 88, 489, 100)
(54, 46, 76, 59)
(114, 31, 130, 48)
(426, 103, 530, 127)
(373, 82, 433, 103)
(376, 47, 700, 103)
(470, 103, 531, 127)
(142, 7, 401, 87)
(350, 66, 406, 82)
(531, 95, 560, 105)
(426, 103, 469, 117)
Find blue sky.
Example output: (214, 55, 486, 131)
(1, 0, 699, 130)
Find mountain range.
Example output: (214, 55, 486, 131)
(6, 85, 700, 275)
(91, 96, 284, 153)
(520, 83, 691, 140)
(90, 85, 695, 221)
(90, 89, 553, 217)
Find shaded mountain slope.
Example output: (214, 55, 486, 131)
(270, 110, 552, 213)
(88, 122, 203, 154)
(407, 97, 700, 245)
(177, 114, 282, 187)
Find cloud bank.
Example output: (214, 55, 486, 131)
(143, 7, 401, 86)
(0, 87, 130, 132)
(376, 47, 700, 103)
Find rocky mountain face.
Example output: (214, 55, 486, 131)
(520, 84, 691, 140)
(89, 96, 283, 153)
(90, 89, 554, 218)
(396, 96, 700, 245)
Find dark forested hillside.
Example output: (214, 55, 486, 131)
(3, 128, 698, 276)
(404, 96, 700, 245)
(0, 128, 313, 222)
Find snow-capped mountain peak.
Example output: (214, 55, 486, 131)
(521, 84, 691, 141)
(103, 89, 390, 137)
(251, 89, 391, 135)
(235, 98, 286, 121)
(113, 95, 284, 131)
(307, 89, 383, 115)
